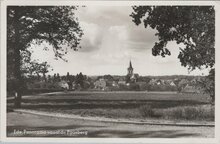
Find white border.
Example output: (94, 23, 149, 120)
(1, 1, 220, 143)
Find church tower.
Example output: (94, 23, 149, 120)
(127, 60, 133, 76)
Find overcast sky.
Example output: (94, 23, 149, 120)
(31, 6, 209, 76)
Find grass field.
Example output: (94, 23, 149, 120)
(7, 91, 214, 121)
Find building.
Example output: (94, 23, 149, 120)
(127, 60, 139, 83)
(94, 78, 107, 90)
(182, 84, 200, 93)
(58, 80, 69, 89)
(127, 60, 134, 77)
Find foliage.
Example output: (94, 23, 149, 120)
(8, 6, 83, 60)
(139, 105, 155, 117)
(130, 6, 215, 101)
(75, 72, 85, 89)
(130, 6, 214, 70)
(197, 68, 215, 103)
(66, 72, 75, 90)
(148, 84, 177, 92)
(103, 75, 114, 81)
(177, 79, 188, 92)
(138, 76, 151, 83)
(129, 83, 140, 91)
(125, 74, 131, 83)
(7, 6, 83, 107)
(159, 105, 214, 120)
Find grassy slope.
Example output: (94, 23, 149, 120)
(7, 91, 213, 121)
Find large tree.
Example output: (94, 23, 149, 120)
(7, 6, 83, 107)
(130, 6, 215, 102)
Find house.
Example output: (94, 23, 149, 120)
(58, 80, 69, 89)
(112, 81, 118, 87)
(181, 84, 200, 93)
(118, 80, 126, 85)
(148, 79, 157, 85)
(170, 81, 176, 86)
(94, 79, 106, 90)
(130, 73, 139, 82)
(156, 79, 163, 85)
(165, 80, 176, 86)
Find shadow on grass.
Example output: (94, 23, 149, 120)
(8, 99, 208, 110)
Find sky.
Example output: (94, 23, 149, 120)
(30, 6, 209, 76)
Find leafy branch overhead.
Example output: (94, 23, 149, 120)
(7, 6, 84, 61)
(130, 6, 215, 70)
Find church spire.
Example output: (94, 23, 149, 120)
(127, 60, 133, 76)
(129, 60, 133, 69)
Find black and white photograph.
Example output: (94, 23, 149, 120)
(1, 0, 220, 143)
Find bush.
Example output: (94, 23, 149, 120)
(129, 83, 140, 91)
(139, 105, 155, 117)
(160, 105, 214, 120)
(148, 84, 177, 91)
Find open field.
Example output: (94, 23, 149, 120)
(7, 91, 214, 121)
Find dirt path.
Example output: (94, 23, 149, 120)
(7, 112, 214, 138)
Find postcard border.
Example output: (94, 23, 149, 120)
(1, 1, 220, 143)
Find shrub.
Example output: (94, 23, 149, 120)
(139, 105, 155, 117)
(129, 83, 140, 91)
(161, 105, 214, 120)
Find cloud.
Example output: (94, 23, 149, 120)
(76, 6, 159, 53)
(29, 6, 209, 76)
(76, 6, 132, 27)
(77, 22, 104, 52)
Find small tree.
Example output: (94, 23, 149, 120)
(177, 79, 188, 93)
(75, 72, 84, 89)
(66, 72, 75, 90)
(57, 73, 61, 82)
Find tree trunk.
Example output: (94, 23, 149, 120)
(14, 47, 22, 108)
(43, 73, 47, 82)
(13, 7, 22, 108)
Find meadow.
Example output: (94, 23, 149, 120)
(7, 91, 214, 121)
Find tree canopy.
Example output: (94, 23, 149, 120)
(7, 6, 83, 107)
(130, 6, 215, 102)
(7, 6, 83, 59)
(130, 6, 215, 71)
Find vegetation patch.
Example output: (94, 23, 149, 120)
(7, 92, 214, 122)
(139, 105, 155, 117)
(156, 105, 214, 121)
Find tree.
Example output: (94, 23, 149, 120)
(125, 74, 131, 83)
(66, 72, 75, 90)
(177, 79, 188, 93)
(7, 6, 83, 107)
(75, 72, 84, 89)
(66, 72, 71, 90)
(28, 60, 52, 80)
(48, 75, 51, 82)
(56, 73, 61, 82)
(53, 73, 57, 82)
(197, 69, 215, 102)
(130, 6, 215, 102)
(103, 75, 114, 81)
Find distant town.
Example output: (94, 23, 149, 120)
(16, 61, 203, 95)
